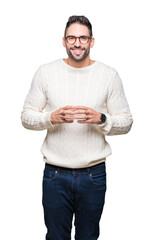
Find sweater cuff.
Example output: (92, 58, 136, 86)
(97, 113, 112, 135)
(45, 111, 55, 128)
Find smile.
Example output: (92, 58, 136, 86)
(71, 49, 83, 55)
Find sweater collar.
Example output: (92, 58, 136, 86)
(60, 58, 97, 73)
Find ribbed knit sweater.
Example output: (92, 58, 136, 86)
(21, 58, 133, 168)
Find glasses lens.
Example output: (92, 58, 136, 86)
(66, 36, 91, 44)
(80, 36, 89, 44)
(67, 36, 75, 44)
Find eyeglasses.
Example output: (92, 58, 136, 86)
(65, 35, 92, 44)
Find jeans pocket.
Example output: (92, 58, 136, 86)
(89, 168, 106, 186)
(43, 167, 58, 181)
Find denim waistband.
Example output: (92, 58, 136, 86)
(45, 161, 106, 174)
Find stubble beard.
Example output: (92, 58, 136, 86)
(66, 45, 90, 62)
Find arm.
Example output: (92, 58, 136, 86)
(98, 71, 133, 135)
(21, 66, 54, 131)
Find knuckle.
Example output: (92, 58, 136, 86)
(60, 110, 65, 114)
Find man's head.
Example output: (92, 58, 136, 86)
(63, 15, 95, 62)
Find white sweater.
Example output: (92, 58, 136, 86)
(21, 58, 133, 168)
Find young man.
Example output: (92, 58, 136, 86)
(21, 15, 133, 240)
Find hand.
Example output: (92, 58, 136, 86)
(65, 105, 102, 124)
(50, 105, 79, 125)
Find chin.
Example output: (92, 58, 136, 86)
(73, 57, 84, 62)
(72, 54, 88, 62)
(67, 50, 88, 62)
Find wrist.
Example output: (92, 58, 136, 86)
(50, 112, 55, 125)
(97, 113, 102, 124)
(99, 112, 106, 124)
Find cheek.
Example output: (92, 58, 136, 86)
(66, 44, 72, 50)
(84, 45, 90, 52)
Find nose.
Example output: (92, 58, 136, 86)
(74, 37, 80, 47)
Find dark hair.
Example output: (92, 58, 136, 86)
(64, 15, 93, 38)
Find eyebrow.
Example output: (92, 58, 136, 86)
(66, 35, 89, 37)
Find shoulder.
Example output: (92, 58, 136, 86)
(95, 60, 118, 83)
(96, 60, 117, 74)
(39, 59, 61, 72)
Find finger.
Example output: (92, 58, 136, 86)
(77, 120, 90, 123)
(74, 106, 89, 110)
(65, 109, 78, 115)
(60, 109, 77, 116)
(59, 109, 65, 115)
(64, 120, 74, 123)
(73, 110, 88, 114)
(66, 115, 88, 120)
(62, 115, 74, 120)
(64, 105, 75, 109)
(59, 106, 73, 111)
(73, 115, 88, 119)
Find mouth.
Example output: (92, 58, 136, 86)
(71, 48, 84, 55)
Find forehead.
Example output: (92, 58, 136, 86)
(66, 23, 89, 36)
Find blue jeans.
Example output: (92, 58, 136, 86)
(42, 161, 107, 240)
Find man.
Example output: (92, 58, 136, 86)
(21, 15, 133, 240)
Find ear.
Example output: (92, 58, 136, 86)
(62, 37, 66, 48)
(90, 37, 95, 48)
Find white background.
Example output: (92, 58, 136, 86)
(0, 0, 154, 239)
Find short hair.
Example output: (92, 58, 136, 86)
(64, 15, 93, 38)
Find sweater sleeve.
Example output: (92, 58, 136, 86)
(98, 71, 133, 135)
(21, 66, 54, 131)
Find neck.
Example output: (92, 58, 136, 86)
(64, 56, 95, 68)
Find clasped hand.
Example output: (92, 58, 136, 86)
(50, 105, 102, 125)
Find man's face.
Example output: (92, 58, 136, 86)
(63, 23, 95, 62)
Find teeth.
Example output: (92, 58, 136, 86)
(73, 50, 82, 54)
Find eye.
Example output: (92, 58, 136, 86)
(80, 36, 88, 40)
(68, 36, 75, 40)
(81, 36, 87, 40)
